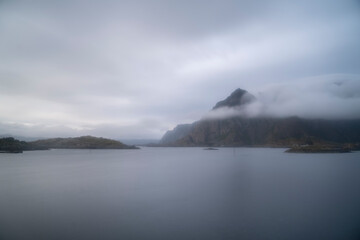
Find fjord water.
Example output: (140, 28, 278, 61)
(0, 148, 359, 240)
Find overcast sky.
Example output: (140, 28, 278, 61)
(1, 0, 360, 139)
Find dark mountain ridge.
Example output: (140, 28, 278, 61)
(212, 88, 255, 110)
(160, 89, 360, 147)
(160, 124, 192, 145)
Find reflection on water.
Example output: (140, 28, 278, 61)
(0, 148, 359, 240)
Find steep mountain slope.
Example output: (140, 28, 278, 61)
(159, 124, 192, 145)
(173, 117, 360, 147)
(212, 88, 255, 110)
(160, 89, 360, 147)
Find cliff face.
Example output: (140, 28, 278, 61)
(160, 89, 360, 147)
(173, 117, 360, 147)
(159, 124, 192, 145)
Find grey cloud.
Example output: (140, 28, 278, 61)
(205, 75, 360, 120)
(0, 118, 169, 140)
(0, 0, 359, 139)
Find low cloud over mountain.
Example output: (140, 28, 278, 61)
(1, 1, 359, 139)
(205, 74, 360, 120)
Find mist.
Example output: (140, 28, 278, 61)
(1, 0, 360, 138)
(204, 74, 360, 120)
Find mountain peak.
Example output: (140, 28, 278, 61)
(212, 88, 255, 110)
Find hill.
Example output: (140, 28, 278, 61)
(0, 137, 27, 153)
(28, 136, 139, 149)
(0, 137, 48, 153)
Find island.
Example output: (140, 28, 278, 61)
(285, 143, 360, 153)
(285, 145, 351, 153)
(0, 136, 139, 153)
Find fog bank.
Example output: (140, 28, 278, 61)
(204, 74, 360, 120)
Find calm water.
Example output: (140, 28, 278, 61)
(0, 148, 359, 240)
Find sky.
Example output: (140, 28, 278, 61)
(1, 0, 360, 139)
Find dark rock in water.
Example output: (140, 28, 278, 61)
(204, 147, 218, 150)
(285, 145, 351, 153)
(212, 88, 255, 110)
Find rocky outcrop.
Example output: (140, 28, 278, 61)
(212, 88, 255, 110)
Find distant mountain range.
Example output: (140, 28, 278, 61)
(160, 88, 360, 147)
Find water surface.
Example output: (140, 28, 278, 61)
(0, 148, 359, 239)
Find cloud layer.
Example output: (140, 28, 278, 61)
(0, 0, 360, 138)
(204, 74, 360, 120)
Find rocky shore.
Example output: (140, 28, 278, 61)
(285, 144, 358, 153)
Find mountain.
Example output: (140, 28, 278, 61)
(171, 117, 360, 147)
(160, 88, 360, 147)
(28, 136, 139, 149)
(212, 88, 255, 110)
(159, 124, 192, 145)
(119, 138, 160, 146)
